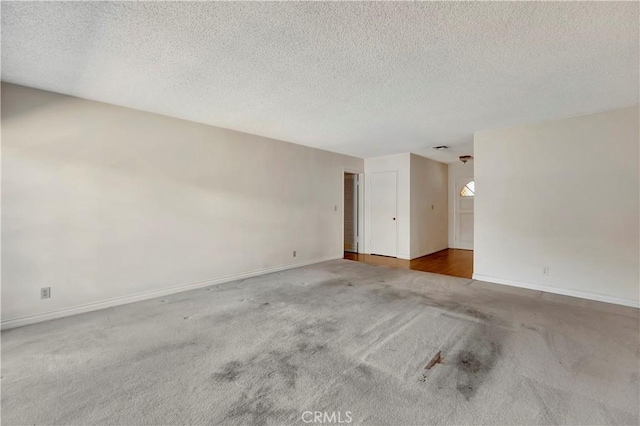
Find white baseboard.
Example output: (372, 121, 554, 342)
(1, 256, 341, 330)
(472, 274, 639, 308)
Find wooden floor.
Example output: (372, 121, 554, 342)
(344, 248, 473, 279)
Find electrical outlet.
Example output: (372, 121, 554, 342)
(293, 250, 297, 258)
(542, 267, 550, 276)
(41, 287, 51, 299)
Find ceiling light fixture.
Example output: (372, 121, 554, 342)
(432, 145, 450, 150)
(459, 155, 473, 164)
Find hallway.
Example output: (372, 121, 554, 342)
(344, 248, 473, 279)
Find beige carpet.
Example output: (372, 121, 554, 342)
(2, 260, 639, 425)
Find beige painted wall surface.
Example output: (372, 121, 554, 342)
(410, 154, 448, 259)
(1, 83, 363, 322)
(474, 106, 639, 305)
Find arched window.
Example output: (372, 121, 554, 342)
(460, 181, 475, 197)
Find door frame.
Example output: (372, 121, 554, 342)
(342, 169, 365, 254)
(453, 176, 474, 250)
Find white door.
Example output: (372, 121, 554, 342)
(370, 171, 397, 257)
(455, 178, 474, 250)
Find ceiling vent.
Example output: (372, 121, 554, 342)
(432, 145, 450, 150)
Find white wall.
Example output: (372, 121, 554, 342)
(410, 154, 448, 259)
(1, 83, 364, 326)
(474, 106, 639, 306)
(448, 162, 474, 248)
(364, 154, 411, 259)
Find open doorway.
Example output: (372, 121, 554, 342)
(343, 172, 359, 253)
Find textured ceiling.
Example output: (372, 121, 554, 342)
(2, 2, 638, 162)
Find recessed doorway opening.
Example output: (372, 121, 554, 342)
(343, 172, 360, 253)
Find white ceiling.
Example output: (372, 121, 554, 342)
(2, 2, 638, 163)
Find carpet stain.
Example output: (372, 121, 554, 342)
(294, 318, 338, 337)
(349, 280, 504, 326)
(453, 328, 502, 400)
(213, 360, 243, 382)
(456, 350, 483, 373)
(223, 384, 293, 425)
(272, 352, 298, 389)
(216, 348, 311, 424)
(213, 347, 312, 391)
(297, 342, 327, 355)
